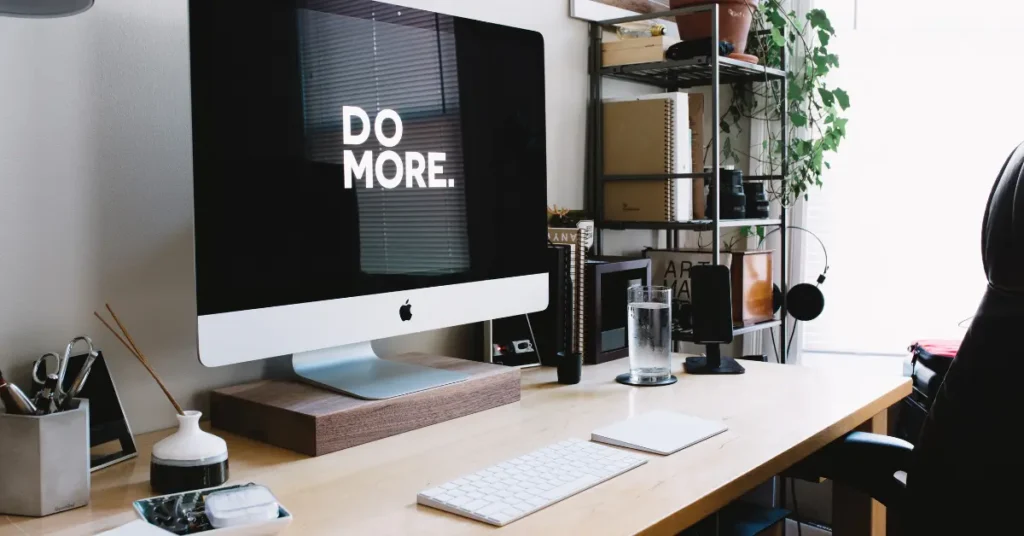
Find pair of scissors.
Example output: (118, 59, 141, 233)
(31, 352, 67, 391)
(31, 336, 98, 396)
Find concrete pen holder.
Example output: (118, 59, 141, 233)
(0, 400, 90, 517)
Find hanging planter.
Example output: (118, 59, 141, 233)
(670, 0, 759, 56)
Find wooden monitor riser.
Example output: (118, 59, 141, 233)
(210, 353, 520, 456)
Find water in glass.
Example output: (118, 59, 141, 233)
(627, 286, 672, 383)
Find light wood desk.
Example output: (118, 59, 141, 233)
(3, 356, 910, 536)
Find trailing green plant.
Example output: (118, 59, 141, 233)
(718, 0, 849, 207)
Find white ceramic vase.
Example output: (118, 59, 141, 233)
(150, 410, 229, 494)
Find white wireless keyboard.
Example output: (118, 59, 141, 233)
(417, 438, 647, 526)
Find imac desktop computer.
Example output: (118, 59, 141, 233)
(189, 0, 548, 399)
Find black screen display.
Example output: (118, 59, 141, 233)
(189, 0, 548, 316)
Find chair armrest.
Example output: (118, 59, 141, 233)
(827, 431, 914, 473)
(795, 431, 913, 509)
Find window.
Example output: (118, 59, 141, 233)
(801, 0, 1024, 355)
(299, 3, 470, 275)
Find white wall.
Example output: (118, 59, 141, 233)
(0, 0, 593, 433)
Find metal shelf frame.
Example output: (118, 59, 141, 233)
(599, 218, 781, 231)
(585, 4, 791, 363)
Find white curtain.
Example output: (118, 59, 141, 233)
(799, 0, 1024, 356)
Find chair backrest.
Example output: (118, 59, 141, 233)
(906, 142, 1024, 533)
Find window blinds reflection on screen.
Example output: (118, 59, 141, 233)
(298, 5, 470, 276)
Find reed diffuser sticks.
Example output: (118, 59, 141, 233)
(94, 304, 184, 416)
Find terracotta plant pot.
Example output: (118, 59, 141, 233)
(670, 0, 758, 56)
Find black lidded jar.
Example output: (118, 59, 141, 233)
(557, 351, 582, 385)
(150, 411, 229, 494)
(706, 166, 746, 219)
(743, 181, 771, 219)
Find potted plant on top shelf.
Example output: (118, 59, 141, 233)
(670, 0, 760, 58)
(686, 0, 850, 207)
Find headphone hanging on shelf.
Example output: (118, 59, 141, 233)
(758, 226, 830, 322)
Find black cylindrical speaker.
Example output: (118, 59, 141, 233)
(707, 167, 746, 219)
(743, 181, 770, 219)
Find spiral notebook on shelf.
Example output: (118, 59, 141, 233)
(591, 410, 727, 455)
(602, 93, 692, 223)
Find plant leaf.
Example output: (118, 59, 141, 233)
(818, 88, 835, 107)
(808, 9, 835, 33)
(770, 27, 786, 47)
(787, 79, 803, 101)
(789, 111, 807, 127)
(833, 88, 850, 110)
(766, 8, 786, 29)
(813, 55, 828, 76)
(833, 117, 849, 137)
(817, 29, 831, 47)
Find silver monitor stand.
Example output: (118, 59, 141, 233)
(291, 341, 468, 400)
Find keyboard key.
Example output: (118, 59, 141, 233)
(491, 511, 514, 525)
(467, 492, 484, 499)
(477, 503, 505, 517)
(542, 474, 601, 500)
(449, 496, 471, 507)
(421, 488, 444, 498)
(452, 478, 469, 486)
(464, 499, 489, 511)
(525, 496, 547, 507)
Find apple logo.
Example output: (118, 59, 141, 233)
(399, 300, 413, 321)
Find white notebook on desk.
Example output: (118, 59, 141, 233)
(591, 410, 728, 455)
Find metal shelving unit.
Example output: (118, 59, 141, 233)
(586, 4, 790, 362)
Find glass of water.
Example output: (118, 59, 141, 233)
(626, 285, 673, 384)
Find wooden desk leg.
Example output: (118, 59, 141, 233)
(832, 410, 887, 536)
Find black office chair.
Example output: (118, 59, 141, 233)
(800, 143, 1024, 535)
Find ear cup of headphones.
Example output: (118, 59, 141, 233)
(772, 284, 783, 314)
(787, 283, 825, 321)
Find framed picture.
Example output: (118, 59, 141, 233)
(570, 0, 673, 22)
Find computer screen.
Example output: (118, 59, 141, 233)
(190, 0, 548, 318)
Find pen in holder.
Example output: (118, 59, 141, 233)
(0, 400, 90, 517)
